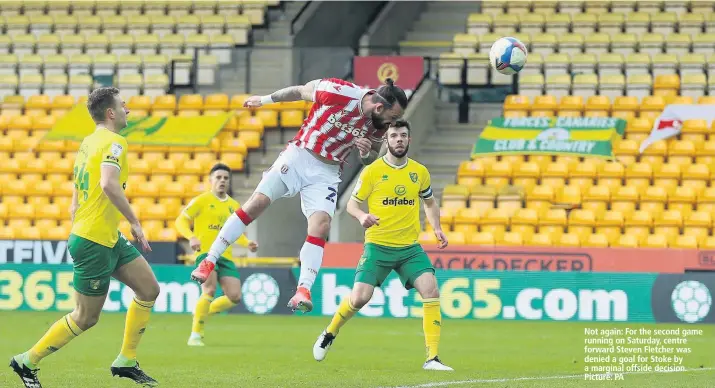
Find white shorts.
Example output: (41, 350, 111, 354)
(255, 144, 342, 219)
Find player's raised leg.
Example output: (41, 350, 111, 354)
(289, 210, 331, 313)
(191, 168, 289, 283)
(412, 272, 452, 371)
(110, 254, 160, 386)
(189, 269, 218, 346)
(313, 282, 373, 361)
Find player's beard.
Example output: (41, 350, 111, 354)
(388, 143, 409, 158)
(371, 111, 388, 130)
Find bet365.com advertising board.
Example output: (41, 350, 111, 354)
(2, 264, 713, 324)
(0, 264, 294, 316)
(296, 269, 715, 324)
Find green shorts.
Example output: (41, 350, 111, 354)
(354, 243, 435, 290)
(195, 253, 240, 279)
(68, 233, 141, 296)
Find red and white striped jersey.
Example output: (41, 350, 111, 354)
(290, 78, 385, 162)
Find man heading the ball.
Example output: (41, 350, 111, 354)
(312, 120, 453, 371)
(191, 77, 407, 314)
(175, 163, 258, 346)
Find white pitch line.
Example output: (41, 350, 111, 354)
(384, 367, 715, 388)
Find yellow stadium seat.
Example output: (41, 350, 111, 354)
(280, 110, 304, 128)
(444, 231, 465, 246)
(510, 208, 538, 236)
(203, 93, 229, 112)
(596, 210, 625, 244)
(568, 209, 596, 240)
(532, 95, 558, 111)
(178, 94, 204, 111)
(541, 162, 568, 190)
(527, 185, 555, 206)
(255, 110, 278, 128)
(497, 231, 524, 247)
(653, 210, 683, 244)
(237, 131, 261, 149)
(558, 232, 581, 247)
(672, 235, 698, 249)
(668, 140, 696, 166)
(504, 95, 531, 113)
(468, 185, 497, 215)
(624, 210, 653, 242)
(643, 234, 668, 248)
(8, 203, 34, 220)
(479, 209, 510, 240)
(238, 116, 264, 134)
(442, 184, 469, 210)
(624, 163, 652, 191)
(555, 185, 582, 207)
(583, 233, 609, 247)
(527, 232, 552, 247)
(683, 211, 712, 242)
(682, 163, 710, 189)
(585, 95, 611, 113)
(467, 231, 494, 246)
(611, 191, 638, 217)
(597, 162, 625, 190)
(568, 162, 596, 191)
(453, 207, 480, 234)
(559, 95, 584, 112)
(639, 186, 667, 216)
(613, 234, 639, 248)
(653, 74, 680, 95)
(482, 161, 511, 190)
(669, 186, 696, 216)
(582, 185, 610, 214)
(701, 236, 715, 249)
(152, 95, 176, 113)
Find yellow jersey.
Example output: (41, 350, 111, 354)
(351, 156, 433, 247)
(181, 191, 248, 255)
(71, 128, 129, 247)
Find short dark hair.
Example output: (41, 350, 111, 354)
(210, 163, 231, 175)
(87, 87, 120, 123)
(371, 78, 408, 109)
(390, 119, 411, 133)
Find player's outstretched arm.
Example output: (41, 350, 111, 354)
(100, 165, 151, 251)
(244, 79, 319, 108)
(423, 197, 448, 249)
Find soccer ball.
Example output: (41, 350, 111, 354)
(241, 273, 280, 315)
(671, 280, 712, 323)
(489, 37, 528, 75)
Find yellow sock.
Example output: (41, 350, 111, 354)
(120, 298, 154, 361)
(423, 298, 441, 361)
(209, 295, 237, 315)
(192, 294, 214, 336)
(27, 313, 84, 367)
(326, 297, 359, 335)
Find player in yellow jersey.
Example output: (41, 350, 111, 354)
(312, 120, 453, 371)
(175, 163, 259, 347)
(10, 87, 160, 388)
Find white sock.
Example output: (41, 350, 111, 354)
(190, 332, 202, 339)
(206, 211, 251, 264)
(298, 236, 325, 290)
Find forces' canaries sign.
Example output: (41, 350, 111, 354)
(45, 105, 231, 146)
(472, 117, 626, 159)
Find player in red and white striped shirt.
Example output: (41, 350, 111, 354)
(191, 77, 408, 313)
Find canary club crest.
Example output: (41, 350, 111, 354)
(409, 172, 418, 183)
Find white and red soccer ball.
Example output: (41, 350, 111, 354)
(489, 37, 528, 75)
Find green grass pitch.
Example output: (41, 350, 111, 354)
(1, 312, 713, 387)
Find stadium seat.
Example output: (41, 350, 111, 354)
(672, 235, 698, 249)
(479, 209, 510, 240)
(624, 211, 653, 243)
(453, 207, 480, 234)
(467, 231, 494, 246)
(583, 233, 609, 248)
(653, 210, 683, 244)
(442, 184, 469, 209)
(568, 209, 596, 240)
